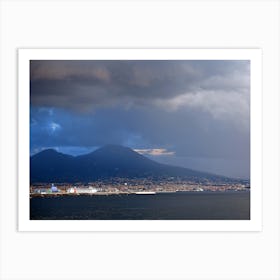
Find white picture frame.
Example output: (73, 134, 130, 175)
(1, 1, 279, 280)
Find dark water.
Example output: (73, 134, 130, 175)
(30, 191, 250, 220)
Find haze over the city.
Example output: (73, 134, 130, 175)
(30, 60, 250, 179)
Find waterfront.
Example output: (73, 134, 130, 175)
(30, 191, 250, 220)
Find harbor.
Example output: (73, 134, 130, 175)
(30, 181, 250, 199)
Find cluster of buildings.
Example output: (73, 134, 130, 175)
(30, 180, 250, 196)
(31, 184, 100, 195)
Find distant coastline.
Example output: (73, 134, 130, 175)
(30, 188, 250, 199)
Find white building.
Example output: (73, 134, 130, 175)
(67, 187, 98, 194)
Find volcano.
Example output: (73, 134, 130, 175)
(30, 145, 233, 183)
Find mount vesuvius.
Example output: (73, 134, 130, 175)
(30, 145, 237, 183)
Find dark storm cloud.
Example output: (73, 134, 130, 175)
(30, 60, 250, 113)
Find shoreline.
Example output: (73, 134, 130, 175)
(30, 189, 250, 198)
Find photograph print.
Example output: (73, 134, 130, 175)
(29, 55, 251, 220)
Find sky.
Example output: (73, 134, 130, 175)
(30, 60, 250, 179)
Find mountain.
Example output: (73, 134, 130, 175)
(31, 149, 75, 182)
(30, 145, 236, 183)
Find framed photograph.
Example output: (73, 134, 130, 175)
(1, 1, 279, 280)
(18, 48, 262, 231)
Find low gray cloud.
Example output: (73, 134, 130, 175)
(134, 148, 175, 156)
(30, 60, 250, 116)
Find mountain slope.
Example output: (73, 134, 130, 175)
(30, 149, 76, 182)
(30, 145, 232, 183)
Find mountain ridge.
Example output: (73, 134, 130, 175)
(30, 145, 240, 183)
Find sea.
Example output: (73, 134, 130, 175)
(30, 191, 250, 220)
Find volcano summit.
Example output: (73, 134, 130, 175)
(30, 145, 237, 183)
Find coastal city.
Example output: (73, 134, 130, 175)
(30, 178, 250, 197)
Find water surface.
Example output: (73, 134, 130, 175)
(30, 191, 250, 220)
